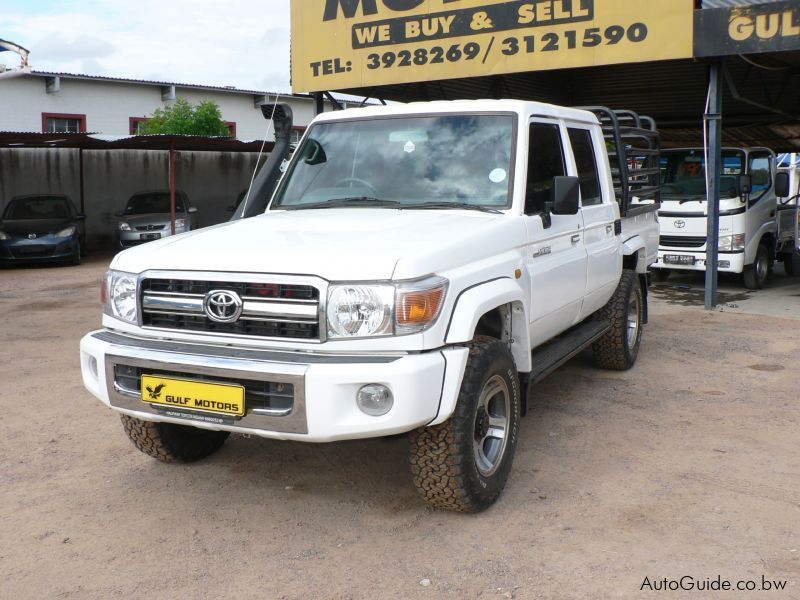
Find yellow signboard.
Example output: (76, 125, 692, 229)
(291, 0, 694, 92)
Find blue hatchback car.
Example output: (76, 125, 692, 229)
(0, 194, 86, 265)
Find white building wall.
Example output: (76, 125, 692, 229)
(0, 74, 327, 139)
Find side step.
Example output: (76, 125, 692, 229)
(528, 319, 611, 385)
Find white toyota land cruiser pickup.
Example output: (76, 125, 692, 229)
(80, 100, 660, 512)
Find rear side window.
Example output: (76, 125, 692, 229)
(567, 128, 602, 206)
(525, 123, 566, 215)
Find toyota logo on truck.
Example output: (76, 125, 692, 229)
(674, 220, 686, 229)
(203, 290, 243, 323)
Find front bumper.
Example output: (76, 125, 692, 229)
(652, 250, 745, 273)
(118, 228, 183, 248)
(80, 330, 468, 442)
(0, 235, 78, 262)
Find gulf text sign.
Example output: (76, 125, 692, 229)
(291, 0, 694, 92)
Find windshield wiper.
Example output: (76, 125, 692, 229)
(678, 195, 708, 204)
(406, 202, 503, 214)
(282, 197, 402, 210)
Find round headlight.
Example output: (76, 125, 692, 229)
(327, 285, 393, 338)
(110, 273, 138, 323)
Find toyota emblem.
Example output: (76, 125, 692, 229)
(203, 290, 243, 323)
(28, 233, 37, 240)
(674, 220, 686, 229)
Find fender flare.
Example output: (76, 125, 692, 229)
(623, 235, 649, 273)
(444, 278, 531, 373)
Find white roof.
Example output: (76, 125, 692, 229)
(312, 99, 599, 125)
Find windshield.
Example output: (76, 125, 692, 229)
(660, 150, 745, 200)
(272, 114, 515, 209)
(125, 193, 185, 215)
(3, 196, 72, 220)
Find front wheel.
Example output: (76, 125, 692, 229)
(743, 243, 770, 289)
(409, 337, 520, 512)
(120, 415, 230, 463)
(593, 269, 644, 371)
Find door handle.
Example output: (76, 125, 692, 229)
(571, 234, 580, 244)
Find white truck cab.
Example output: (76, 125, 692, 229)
(80, 100, 660, 511)
(652, 147, 796, 288)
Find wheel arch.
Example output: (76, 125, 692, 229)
(622, 236, 648, 273)
(445, 278, 531, 373)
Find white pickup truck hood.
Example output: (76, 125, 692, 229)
(111, 209, 526, 281)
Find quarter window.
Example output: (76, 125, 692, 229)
(567, 128, 602, 206)
(525, 123, 566, 215)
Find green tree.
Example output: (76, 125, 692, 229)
(140, 98, 232, 137)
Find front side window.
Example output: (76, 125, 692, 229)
(273, 114, 515, 209)
(567, 127, 602, 206)
(748, 153, 772, 202)
(525, 122, 566, 215)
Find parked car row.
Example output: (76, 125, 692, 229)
(0, 189, 207, 266)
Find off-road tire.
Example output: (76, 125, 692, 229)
(743, 243, 769, 289)
(120, 415, 230, 463)
(593, 269, 643, 371)
(650, 268, 670, 283)
(409, 336, 520, 513)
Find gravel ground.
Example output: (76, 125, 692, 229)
(1, 256, 798, 599)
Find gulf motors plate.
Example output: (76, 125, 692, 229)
(141, 375, 245, 417)
(664, 254, 696, 265)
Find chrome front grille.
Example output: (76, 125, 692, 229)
(140, 277, 321, 340)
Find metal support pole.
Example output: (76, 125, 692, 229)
(704, 62, 723, 310)
(78, 148, 85, 214)
(169, 143, 176, 235)
(314, 92, 325, 116)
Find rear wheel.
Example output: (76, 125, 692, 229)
(782, 250, 799, 277)
(120, 415, 230, 463)
(593, 270, 644, 371)
(409, 337, 520, 512)
(743, 243, 769, 289)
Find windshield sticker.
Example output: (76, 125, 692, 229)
(404, 141, 416, 153)
(489, 168, 507, 183)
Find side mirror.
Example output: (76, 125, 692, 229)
(739, 174, 752, 196)
(775, 172, 790, 198)
(188, 206, 198, 214)
(114, 211, 123, 217)
(551, 176, 580, 215)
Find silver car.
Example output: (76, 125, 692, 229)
(116, 190, 198, 248)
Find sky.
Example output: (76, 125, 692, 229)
(0, 0, 294, 92)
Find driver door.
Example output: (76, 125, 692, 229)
(523, 120, 588, 348)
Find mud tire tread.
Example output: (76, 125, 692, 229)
(592, 269, 643, 371)
(409, 336, 520, 513)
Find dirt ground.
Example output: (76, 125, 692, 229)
(1, 255, 799, 599)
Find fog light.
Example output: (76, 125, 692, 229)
(88, 356, 98, 380)
(719, 260, 731, 269)
(356, 384, 393, 416)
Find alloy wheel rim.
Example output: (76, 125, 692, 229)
(473, 374, 511, 477)
(627, 292, 640, 350)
